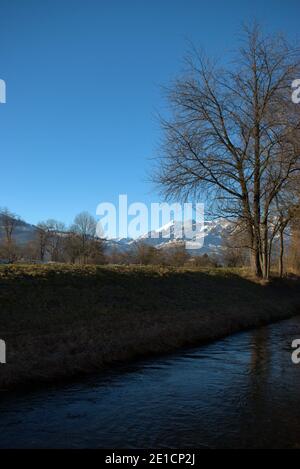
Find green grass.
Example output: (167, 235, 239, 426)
(0, 264, 300, 389)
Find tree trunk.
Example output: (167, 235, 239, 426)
(251, 245, 262, 277)
(268, 237, 274, 278)
(279, 229, 284, 278)
(261, 223, 269, 280)
(248, 223, 262, 278)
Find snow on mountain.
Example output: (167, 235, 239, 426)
(139, 219, 231, 253)
(105, 219, 232, 255)
(5, 217, 232, 256)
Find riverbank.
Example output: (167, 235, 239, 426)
(0, 264, 300, 390)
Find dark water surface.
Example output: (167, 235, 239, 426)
(1, 316, 300, 449)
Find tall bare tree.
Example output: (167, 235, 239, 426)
(154, 24, 300, 278)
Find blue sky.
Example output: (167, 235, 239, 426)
(1, 0, 299, 226)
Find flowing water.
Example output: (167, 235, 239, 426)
(1, 316, 300, 449)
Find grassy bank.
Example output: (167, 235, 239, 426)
(0, 264, 300, 390)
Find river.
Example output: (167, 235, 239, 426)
(0, 316, 300, 449)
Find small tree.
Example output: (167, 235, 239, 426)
(0, 208, 21, 262)
(222, 223, 250, 268)
(131, 242, 162, 265)
(70, 212, 100, 264)
(35, 221, 52, 261)
(191, 253, 219, 268)
(287, 207, 300, 273)
(63, 232, 82, 264)
(165, 243, 190, 267)
(45, 219, 66, 262)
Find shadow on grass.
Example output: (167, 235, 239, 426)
(0, 264, 299, 389)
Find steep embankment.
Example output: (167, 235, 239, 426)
(0, 264, 299, 389)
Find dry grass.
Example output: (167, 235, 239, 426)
(0, 264, 300, 390)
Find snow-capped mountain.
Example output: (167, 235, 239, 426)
(136, 219, 232, 254)
(105, 219, 232, 255)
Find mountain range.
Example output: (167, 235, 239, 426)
(103, 219, 232, 255)
(1, 218, 232, 256)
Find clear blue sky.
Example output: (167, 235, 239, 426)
(1, 0, 299, 226)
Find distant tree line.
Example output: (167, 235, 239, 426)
(0, 208, 105, 265)
(1, 205, 300, 274)
(108, 241, 219, 267)
(0, 207, 218, 267)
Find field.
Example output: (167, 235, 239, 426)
(0, 264, 300, 389)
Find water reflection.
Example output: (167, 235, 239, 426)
(0, 316, 300, 448)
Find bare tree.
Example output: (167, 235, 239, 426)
(0, 208, 21, 262)
(165, 243, 190, 267)
(289, 208, 300, 273)
(71, 212, 97, 264)
(63, 232, 82, 264)
(35, 222, 52, 261)
(154, 24, 300, 279)
(0, 208, 19, 243)
(44, 219, 66, 262)
(266, 174, 300, 277)
(84, 238, 106, 264)
(130, 241, 162, 265)
(222, 224, 250, 268)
